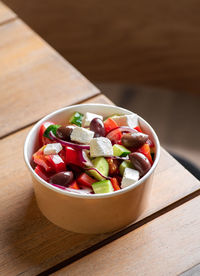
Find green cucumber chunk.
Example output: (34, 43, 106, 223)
(88, 157, 109, 181)
(113, 144, 131, 157)
(92, 180, 114, 194)
(69, 112, 83, 126)
(119, 160, 134, 176)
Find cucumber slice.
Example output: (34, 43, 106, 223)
(92, 180, 114, 194)
(69, 112, 83, 126)
(88, 157, 109, 181)
(113, 144, 131, 157)
(119, 160, 133, 176)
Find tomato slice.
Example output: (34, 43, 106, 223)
(59, 149, 66, 163)
(45, 154, 66, 173)
(35, 165, 53, 181)
(137, 143, 153, 165)
(39, 121, 55, 146)
(134, 126, 142, 132)
(146, 138, 154, 148)
(107, 158, 119, 175)
(104, 118, 119, 134)
(77, 173, 96, 187)
(106, 128, 122, 144)
(33, 146, 66, 172)
(65, 146, 83, 167)
(33, 146, 53, 172)
(69, 180, 79, 190)
(111, 178, 120, 191)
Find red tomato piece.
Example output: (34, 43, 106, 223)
(146, 138, 155, 148)
(106, 128, 122, 144)
(35, 165, 53, 181)
(69, 180, 79, 190)
(33, 146, 53, 172)
(77, 173, 96, 187)
(39, 121, 55, 146)
(111, 178, 120, 191)
(134, 126, 142, 132)
(104, 118, 119, 134)
(137, 143, 153, 165)
(45, 154, 66, 173)
(107, 158, 119, 175)
(65, 146, 83, 167)
(59, 149, 66, 163)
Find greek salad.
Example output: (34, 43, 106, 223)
(32, 112, 155, 194)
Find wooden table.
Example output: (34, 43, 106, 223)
(0, 3, 199, 275)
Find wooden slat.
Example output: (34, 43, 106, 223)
(4, 0, 200, 93)
(0, 1, 16, 25)
(0, 19, 99, 138)
(56, 195, 200, 276)
(0, 95, 199, 276)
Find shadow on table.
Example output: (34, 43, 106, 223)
(5, 190, 104, 275)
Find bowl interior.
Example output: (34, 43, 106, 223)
(24, 104, 160, 198)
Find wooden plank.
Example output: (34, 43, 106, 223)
(0, 1, 16, 25)
(4, 0, 200, 93)
(0, 19, 99, 138)
(55, 195, 200, 276)
(0, 95, 199, 276)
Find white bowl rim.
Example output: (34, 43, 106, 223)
(24, 103, 160, 199)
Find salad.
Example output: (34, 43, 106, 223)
(32, 111, 155, 194)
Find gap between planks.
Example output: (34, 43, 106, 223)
(0, 94, 108, 140)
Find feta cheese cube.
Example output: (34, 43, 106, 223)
(121, 168, 140, 189)
(90, 137, 113, 157)
(112, 114, 138, 128)
(70, 127, 94, 144)
(44, 143, 62, 155)
(82, 112, 103, 127)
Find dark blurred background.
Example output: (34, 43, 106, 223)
(4, 0, 200, 169)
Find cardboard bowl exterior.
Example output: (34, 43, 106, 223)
(24, 104, 160, 234)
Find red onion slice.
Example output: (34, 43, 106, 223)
(78, 150, 93, 167)
(51, 184, 92, 194)
(111, 156, 130, 161)
(85, 167, 111, 180)
(49, 131, 90, 150)
(106, 126, 137, 139)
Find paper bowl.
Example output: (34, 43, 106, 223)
(24, 104, 160, 234)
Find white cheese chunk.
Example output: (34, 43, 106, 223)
(82, 112, 103, 127)
(90, 137, 113, 157)
(70, 127, 94, 144)
(121, 168, 140, 189)
(112, 114, 138, 128)
(44, 143, 62, 155)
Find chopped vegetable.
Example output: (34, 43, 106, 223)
(92, 180, 114, 194)
(137, 143, 153, 165)
(113, 144, 131, 157)
(45, 154, 66, 172)
(44, 124, 61, 139)
(134, 126, 142, 132)
(119, 160, 134, 176)
(107, 158, 119, 175)
(104, 118, 119, 134)
(87, 157, 109, 181)
(39, 121, 55, 146)
(77, 173, 96, 187)
(111, 178, 120, 191)
(69, 180, 79, 190)
(69, 112, 83, 126)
